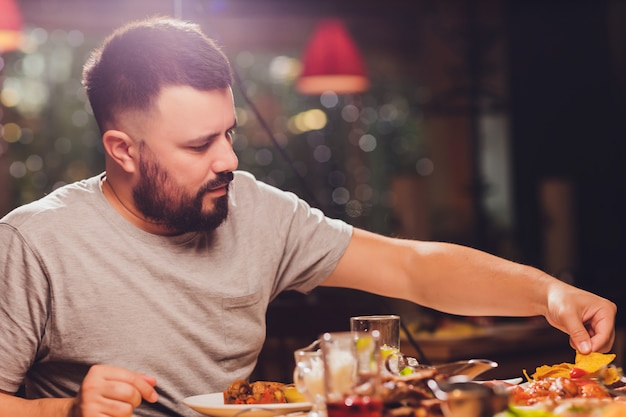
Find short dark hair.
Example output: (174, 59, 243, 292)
(82, 16, 233, 133)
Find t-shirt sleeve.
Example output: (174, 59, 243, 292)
(0, 223, 49, 393)
(231, 172, 353, 298)
(274, 192, 353, 295)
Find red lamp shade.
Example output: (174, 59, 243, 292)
(297, 19, 369, 95)
(0, 0, 23, 53)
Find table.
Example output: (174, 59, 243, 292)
(254, 318, 574, 383)
(400, 320, 573, 380)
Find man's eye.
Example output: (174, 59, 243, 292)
(226, 129, 235, 141)
(190, 143, 209, 151)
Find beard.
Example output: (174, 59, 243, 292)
(133, 148, 233, 234)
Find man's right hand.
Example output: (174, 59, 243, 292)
(70, 364, 158, 417)
(0, 364, 157, 417)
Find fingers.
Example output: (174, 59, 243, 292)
(559, 313, 593, 354)
(586, 308, 617, 353)
(570, 326, 615, 354)
(569, 334, 592, 355)
(549, 286, 617, 354)
(93, 364, 158, 403)
(141, 374, 158, 388)
(75, 364, 158, 417)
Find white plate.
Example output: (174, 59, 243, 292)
(183, 392, 312, 417)
(476, 377, 524, 385)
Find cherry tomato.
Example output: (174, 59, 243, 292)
(570, 367, 588, 379)
(260, 388, 274, 403)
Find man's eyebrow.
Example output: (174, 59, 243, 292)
(186, 122, 237, 145)
(208, 122, 238, 138)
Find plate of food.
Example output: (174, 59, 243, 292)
(183, 380, 312, 417)
(497, 351, 626, 416)
(380, 351, 626, 417)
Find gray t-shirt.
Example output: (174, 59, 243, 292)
(0, 170, 352, 416)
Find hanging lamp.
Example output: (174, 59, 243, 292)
(0, 0, 23, 53)
(296, 18, 369, 95)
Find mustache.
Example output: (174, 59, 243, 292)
(199, 171, 234, 194)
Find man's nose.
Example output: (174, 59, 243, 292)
(212, 136, 239, 173)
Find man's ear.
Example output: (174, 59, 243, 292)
(102, 130, 138, 173)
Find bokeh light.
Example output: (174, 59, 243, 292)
(269, 56, 300, 83)
(288, 109, 327, 134)
(320, 91, 339, 108)
(313, 145, 331, 163)
(332, 187, 350, 205)
(341, 104, 359, 123)
(1, 122, 22, 143)
(358, 134, 377, 152)
(254, 148, 273, 166)
(9, 161, 27, 178)
(25, 154, 43, 171)
(345, 200, 363, 217)
(416, 157, 434, 176)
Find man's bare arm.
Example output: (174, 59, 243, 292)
(323, 228, 617, 354)
(0, 391, 73, 417)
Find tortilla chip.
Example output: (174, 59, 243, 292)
(532, 362, 573, 380)
(597, 365, 621, 385)
(530, 351, 619, 382)
(574, 351, 616, 373)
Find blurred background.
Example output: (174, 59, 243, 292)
(1, 0, 625, 378)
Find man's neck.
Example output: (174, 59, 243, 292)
(100, 176, 176, 236)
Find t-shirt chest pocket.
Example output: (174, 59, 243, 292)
(220, 290, 266, 350)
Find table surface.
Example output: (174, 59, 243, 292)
(400, 320, 573, 380)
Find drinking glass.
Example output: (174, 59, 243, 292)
(350, 315, 401, 375)
(320, 331, 383, 417)
(294, 340, 326, 417)
(349, 315, 400, 354)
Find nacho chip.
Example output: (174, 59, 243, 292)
(597, 365, 621, 385)
(532, 362, 572, 380)
(574, 351, 616, 373)
(530, 351, 619, 382)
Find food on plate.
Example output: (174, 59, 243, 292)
(510, 351, 626, 410)
(499, 399, 626, 417)
(382, 367, 437, 404)
(282, 385, 307, 403)
(509, 376, 612, 406)
(223, 379, 287, 404)
(602, 402, 626, 417)
(381, 367, 442, 417)
(525, 352, 620, 384)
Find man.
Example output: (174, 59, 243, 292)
(0, 16, 616, 417)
